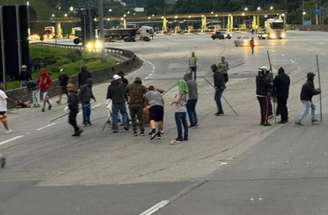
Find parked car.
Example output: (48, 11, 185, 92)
(211, 31, 232, 40)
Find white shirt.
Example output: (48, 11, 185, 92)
(0, 90, 8, 112)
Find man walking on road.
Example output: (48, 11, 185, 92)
(67, 83, 83, 137)
(256, 67, 272, 126)
(78, 66, 91, 89)
(56, 68, 69, 105)
(184, 72, 198, 127)
(79, 79, 96, 127)
(250, 37, 255, 55)
(273, 67, 290, 124)
(188, 52, 198, 80)
(295, 72, 321, 126)
(127, 77, 147, 136)
(107, 75, 129, 133)
(212, 64, 226, 116)
(0, 84, 12, 134)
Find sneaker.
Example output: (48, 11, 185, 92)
(295, 121, 304, 126)
(151, 131, 159, 140)
(184, 136, 188, 141)
(72, 129, 83, 137)
(215, 112, 224, 116)
(263, 123, 272, 127)
(124, 126, 129, 131)
(133, 131, 138, 136)
(48, 105, 52, 110)
(149, 129, 156, 136)
(113, 130, 119, 133)
(41, 108, 45, 112)
(170, 138, 183, 145)
(56, 101, 60, 105)
(312, 119, 320, 125)
(5, 129, 13, 134)
(140, 131, 145, 136)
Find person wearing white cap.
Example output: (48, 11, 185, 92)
(106, 74, 129, 133)
(20, 65, 31, 87)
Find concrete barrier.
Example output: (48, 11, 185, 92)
(6, 46, 143, 108)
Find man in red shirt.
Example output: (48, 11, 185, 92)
(37, 68, 53, 112)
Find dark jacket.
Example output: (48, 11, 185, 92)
(79, 83, 95, 104)
(21, 70, 32, 82)
(127, 82, 147, 107)
(107, 79, 127, 104)
(214, 71, 226, 91)
(58, 74, 69, 87)
(273, 73, 290, 99)
(68, 91, 79, 113)
(256, 73, 271, 96)
(78, 69, 91, 88)
(300, 81, 320, 101)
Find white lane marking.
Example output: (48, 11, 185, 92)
(281, 54, 285, 57)
(0, 135, 24, 146)
(139, 200, 170, 215)
(138, 55, 156, 80)
(36, 123, 56, 131)
(289, 59, 296, 64)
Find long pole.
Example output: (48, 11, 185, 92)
(98, 0, 105, 62)
(267, 50, 276, 124)
(0, 6, 6, 89)
(316, 55, 323, 122)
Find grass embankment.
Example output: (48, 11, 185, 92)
(7, 45, 115, 90)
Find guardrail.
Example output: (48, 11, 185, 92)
(6, 42, 143, 108)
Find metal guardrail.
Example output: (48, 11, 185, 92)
(32, 42, 135, 59)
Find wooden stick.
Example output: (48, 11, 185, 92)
(316, 55, 323, 122)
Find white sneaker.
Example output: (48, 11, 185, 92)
(5, 129, 13, 134)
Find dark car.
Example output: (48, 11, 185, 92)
(211, 31, 232, 40)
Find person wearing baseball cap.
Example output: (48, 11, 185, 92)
(295, 72, 321, 126)
(106, 74, 129, 133)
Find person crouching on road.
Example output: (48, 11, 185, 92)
(273, 67, 290, 124)
(145, 86, 165, 140)
(127, 77, 147, 136)
(67, 83, 83, 137)
(184, 72, 198, 127)
(212, 64, 226, 116)
(37, 68, 52, 112)
(295, 72, 321, 126)
(0, 84, 12, 134)
(107, 74, 129, 133)
(170, 80, 189, 145)
(256, 67, 272, 126)
(79, 78, 96, 127)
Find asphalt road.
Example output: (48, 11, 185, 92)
(1, 31, 328, 215)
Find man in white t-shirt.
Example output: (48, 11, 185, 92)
(0, 84, 12, 134)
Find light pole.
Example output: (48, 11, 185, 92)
(98, 0, 105, 62)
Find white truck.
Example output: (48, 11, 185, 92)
(265, 19, 286, 39)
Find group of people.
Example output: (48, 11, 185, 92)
(256, 65, 321, 126)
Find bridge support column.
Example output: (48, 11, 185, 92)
(56, 22, 63, 38)
(257, 15, 260, 28)
(227, 15, 233, 32)
(123, 18, 127, 29)
(252, 15, 257, 30)
(201, 15, 207, 32)
(162, 17, 167, 33)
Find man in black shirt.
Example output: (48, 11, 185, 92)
(67, 83, 83, 136)
(57, 68, 69, 104)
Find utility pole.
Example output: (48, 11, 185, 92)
(98, 0, 105, 62)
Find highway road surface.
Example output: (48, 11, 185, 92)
(1, 31, 328, 215)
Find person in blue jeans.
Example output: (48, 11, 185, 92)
(79, 79, 96, 126)
(107, 74, 129, 133)
(184, 73, 198, 127)
(170, 80, 189, 145)
(212, 64, 226, 116)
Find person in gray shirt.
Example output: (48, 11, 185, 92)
(145, 86, 165, 140)
(184, 72, 198, 127)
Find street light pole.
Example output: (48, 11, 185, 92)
(98, 0, 105, 62)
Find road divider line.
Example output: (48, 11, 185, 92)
(0, 135, 24, 146)
(289, 59, 296, 64)
(36, 123, 56, 131)
(139, 200, 170, 215)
